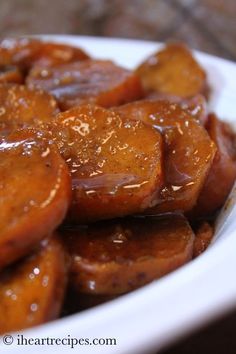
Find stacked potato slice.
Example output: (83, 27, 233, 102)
(0, 38, 235, 334)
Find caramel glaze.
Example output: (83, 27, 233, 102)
(62, 213, 194, 295)
(26, 60, 144, 110)
(0, 84, 59, 133)
(0, 236, 68, 334)
(50, 104, 163, 222)
(0, 129, 71, 269)
(115, 100, 216, 214)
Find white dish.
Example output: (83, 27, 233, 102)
(1, 35, 236, 354)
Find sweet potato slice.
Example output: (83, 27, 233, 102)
(0, 84, 59, 132)
(64, 214, 194, 295)
(0, 65, 23, 84)
(29, 41, 89, 68)
(51, 104, 163, 221)
(146, 92, 208, 125)
(136, 43, 207, 98)
(193, 222, 214, 258)
(26, 60, 144, 110)
(0, 38, 40, 70)
(191, 114, 236, 216)
(0, 129, 71, 269)
(0, 236, 68, 334)
(115, 100, 216, 213)
(0, 38, 89, 71)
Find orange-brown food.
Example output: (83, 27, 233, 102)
(0, 65, 23, 84)
(0, 38, 41, 70)
(0, 129, 71, 269)
(192, 114, 236, 216)
(0, 84, 59, 133)
(64, 214, 194, 295)
(0, 236, 68, 334)
(136, 43, 207, 98)
(146, 92, 208, 125)
(0, 38, 89, 71)
(26, 60, 144, 110)
(115, 100, 216, 213)
(193, 222, 214, 258)
(28, 41, 89, 68)
(51, 104, 163, 221)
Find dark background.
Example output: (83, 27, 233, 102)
(0, 0, 236, 61)
(1, 0, 236, 353)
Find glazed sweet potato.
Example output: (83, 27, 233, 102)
(28, 41, 89, 68)
(146, 92, 208, 125)
(0, 84, 59, 133)
(0, 129, 71, 269)
(26, 60, 144, 110)
(0, 65, 23, 84)
(115, 100, 216, 213)
(191, 114, 236, 216)
(64, 214, 194, 295)
(0, 38, 40, 70)
(193, 222, 214, 258)
(0, 236, 68, 334)
(136, 43, 208, 98)
(0, 38, 89, 71)
(51, 104, 163, 221)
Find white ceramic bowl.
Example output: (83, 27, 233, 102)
(1, 36, 236, 354)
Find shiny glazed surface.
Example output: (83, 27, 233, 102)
(26, 60, 144, 110)
(116, 100, 216, 213)
(0, 129, 71, 269)
(0, 236, 68, 334)
(51, 104, 163, 221)
(65, 214, 194, 295)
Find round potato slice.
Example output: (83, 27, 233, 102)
(0, 65, 23, 84)
(0, 84, 59, 133)
(136, 43, 207, 98)
(0, 38, 40, 70)
(64, 214, 194, 295)
(51, 104, 163, 222)
(26, 60, 144, 110)
(0, 236, 68, 334)
(191, 114, 236, 216)
(28, 41, 89, 68)
(146, 92, 208, 125)
(0, 38, 89, 70)
(115, 100, 216, 213)
(0, 129, 71, 269)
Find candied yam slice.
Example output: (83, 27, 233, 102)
(146, 92, 208, 125)
(0, 38, 89, 70)
(136, 43, 207, 98)
(0, 236, 68, 334)
(0, 129, 71, 269)
(26, 60, 144, 110)
(0, 38, 41, 70)
(115, 100, 216, 213)
(30, 41, 90, 67)
(64, 214, 194, 295)
(51, 104, 163, 221)
(0, 84, 59, 132)
(193, 222, 214, 258)
(0, 65, 23, 84)
(191, 114, 236, 216)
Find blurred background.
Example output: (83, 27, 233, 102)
(0, 0, 236, 61)
(0, 0, 236, 353)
